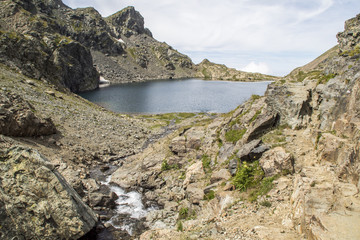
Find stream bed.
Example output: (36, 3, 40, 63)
(86, 165, 157, 239)
(100, 176, 155, 236)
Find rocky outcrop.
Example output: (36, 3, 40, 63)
(0, 90, 56, 137)
(279, 13, 360, 239)
(266, 81, 315, 129)
(196, 59, 280, 81)
(106, 6, 152, 38)
(228, 139, 269, 175)
(337, 14, 360, 54)
(244, 110, 279, 142)
(0, 1, 100, 92)
(259, 147, 294, 176)
(50, 41, 99, 92)
(0, 144, 97, 239)
(0, 30, 99, 93)
(132, 13, 360, 239)
(290, 165, 360, 240)
(1, 1, 359, 239)
(66, 7, 124, 55)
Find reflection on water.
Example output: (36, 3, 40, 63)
(80, 79, 272, 114)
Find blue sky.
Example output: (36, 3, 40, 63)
(63, 0, 360, 76)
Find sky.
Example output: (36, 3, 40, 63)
(62, 0, 360, 76)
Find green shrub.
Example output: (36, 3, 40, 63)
(177, 221, 183, 232)
(249, 175, 278, 202)
(250, 94, 261, 101)
(232, 161, 264, 192)
(256, 176, 276, 196)
(225, 128, 246, 144)
(317, 73, 337, 85)
(179, 207, 189, 219)
(204, 190, 215, 200)
(340, 46, 360, 57)
(179, 171, 186, 180)
(161, 159, 171, 171)
(178, 207, 197, 220)
(249, 109, 262, 124)
(161, 159, 179, 171)
(259, 200, 272, 207)
(202, 154, 211, 173)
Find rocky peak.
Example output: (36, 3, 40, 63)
(13, 0, 67, 15)
(199, 58, 211, 64)
(337, 13, 360, 53)
(106, 6, 152, 38)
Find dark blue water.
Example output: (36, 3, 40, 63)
(80, 79, 271, 114)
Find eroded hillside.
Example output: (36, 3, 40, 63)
(0, 0, 359, 239)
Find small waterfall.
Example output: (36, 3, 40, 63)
(100, 176, 154, 236)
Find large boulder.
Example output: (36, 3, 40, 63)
(183, 161, 204, 187)
(185, 184, 204, 205)
(0, 91, 56, 137)
(169, 135, 187, 157)
(245, 111, 279, 142)
(265, 82, 315, 129)
(210, 169, 231, 184)
(235, 139, 269, 162)
(185, 128, 203, 150)
(290, 167, 360, 239)
(259, 147, 294, 176)
(0, 145, 97, 239)
(228, 140, 269, 176)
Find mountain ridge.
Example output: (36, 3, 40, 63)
(0, 0, 279, 93)
(1, 0, 359, 239)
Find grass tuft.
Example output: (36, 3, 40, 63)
(225, 128, 246, 144)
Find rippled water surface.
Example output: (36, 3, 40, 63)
(80, 79, 272, 114)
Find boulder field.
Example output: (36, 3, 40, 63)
(0, 0, 359, 239)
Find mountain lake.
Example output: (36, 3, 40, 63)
(79, 78, 272, 114)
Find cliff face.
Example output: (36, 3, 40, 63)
(262, 14, 360, 239)
(0, 0, 100, 93)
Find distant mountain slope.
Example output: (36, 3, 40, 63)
(285, 45, 339, 82)
(0, 0, 279, 92)
(196, 59, 280, 81)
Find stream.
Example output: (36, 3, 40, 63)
(100, 176, 155, 236)
(87, 165, 157, 239)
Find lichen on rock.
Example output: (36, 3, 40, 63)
(0, 144, 98, 240)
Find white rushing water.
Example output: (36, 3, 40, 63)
(101, 176, 152, 236)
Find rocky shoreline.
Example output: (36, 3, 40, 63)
(0, 0, 360, 239)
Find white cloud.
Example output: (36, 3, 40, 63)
(62, 0, 360, 75)
(241, 62, 270, 74)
